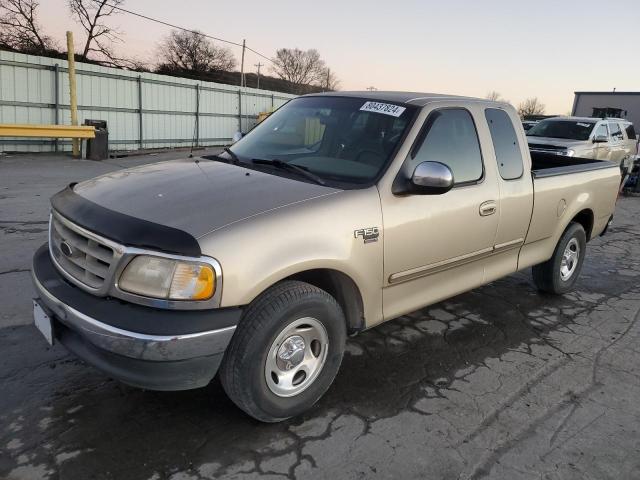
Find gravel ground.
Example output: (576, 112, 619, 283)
(1, 152, 639, 480)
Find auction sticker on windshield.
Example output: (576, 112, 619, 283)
(360, 101, 406, 117)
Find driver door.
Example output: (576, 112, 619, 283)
(379, 105, 499, 321)
(593, 123, 611, 160)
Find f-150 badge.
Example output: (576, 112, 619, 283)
(354, 227, 379, 244)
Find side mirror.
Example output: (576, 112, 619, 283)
(593, 134, 608, 143)
(410, 161, 454, 195)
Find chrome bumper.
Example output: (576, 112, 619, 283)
(32, 270, 236, 362)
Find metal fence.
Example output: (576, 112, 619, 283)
(0, 50, 296, 152)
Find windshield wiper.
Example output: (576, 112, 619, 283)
(251, 159, 326, 186)
(223, 147, 240, 165)
(202, 147, 241, 165)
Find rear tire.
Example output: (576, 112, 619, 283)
(220, 280, 346, 422)
(532, 222, 586, 294)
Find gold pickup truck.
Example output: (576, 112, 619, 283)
(32, 92, 620, 422)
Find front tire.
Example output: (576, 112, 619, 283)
(220, 280, 346, 422)
(532, 222, 586, 294)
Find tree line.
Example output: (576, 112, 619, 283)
(0, 0, 340, 95)
(486, 91, 547, 118)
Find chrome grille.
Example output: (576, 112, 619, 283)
(49, 211, 116, 290)
(529, 143, 567, 153)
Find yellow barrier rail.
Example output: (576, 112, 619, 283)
(0, 124, 95, 139)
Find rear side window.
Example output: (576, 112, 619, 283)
(595, 124, 609, 138)
(625, 124, 636, 140)
(485, 108, 523, 180)
(409, 109, 483, 184)
(609, 122, 623, 140)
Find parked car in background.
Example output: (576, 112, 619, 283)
(522, 120, 538, 131)
(527, 116, 638, 174)
(32, 92, 620, 422)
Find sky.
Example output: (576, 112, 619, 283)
(38, 0, 640, 114)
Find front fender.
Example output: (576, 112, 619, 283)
(199, 187, 385, 327)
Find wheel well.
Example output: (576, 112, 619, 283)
(286, 269, 365, 334)
(571, 209, 594, 241)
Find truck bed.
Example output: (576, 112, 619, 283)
(519, 149, 620, 272)
(530, 151, 617, 178)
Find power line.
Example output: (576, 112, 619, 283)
(92, 0, 280, 89)
(245, 46, 276, 65)
(94, 0, 274, 65)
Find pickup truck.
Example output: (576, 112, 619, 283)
(32, 92, 620, 422)
(527, 116, 638, 174)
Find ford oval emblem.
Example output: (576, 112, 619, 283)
(60, 241, 74, 257)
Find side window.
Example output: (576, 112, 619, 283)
(609, 122, 623, 140)
(409, 109, 483, 184)
(595, 124, 609, 139)
(485, 108, 523, 180)
(625, 124, 636, 140)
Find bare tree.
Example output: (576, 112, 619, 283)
(67, 0, 123, 61)
(271, 48, 327, 93)
(156, 29, 236, 74)
(318, 67, 340, 91)
(486, 91, 504, 102)
(517, 97, 546, 118)
(0, 0, 54, 53)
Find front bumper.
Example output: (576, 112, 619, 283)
(32, 244, 242, 390)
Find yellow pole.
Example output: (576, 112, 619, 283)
(66, 31, 80, 158)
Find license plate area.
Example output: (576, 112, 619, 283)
(33, 300, 54, 345)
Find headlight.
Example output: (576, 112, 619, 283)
(558, 149, 575, 157)
(118, 255, 216, 301)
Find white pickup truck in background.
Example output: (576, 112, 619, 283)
(527, 116, 638, 175)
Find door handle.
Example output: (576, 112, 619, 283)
(479, 200, 497, 216)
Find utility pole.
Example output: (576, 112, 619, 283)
(325, 68, 330, 91)
(238, 39, 246, 135)
(66, 31, 80, 158)
(240, 39, 246, 87)
(254, 62, 263, 90)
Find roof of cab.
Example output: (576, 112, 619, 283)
(304, 90, 501, 107)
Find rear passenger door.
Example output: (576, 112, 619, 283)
(621, 124, 638, 170)
(484, 108, 534, 276)
(608, 122, 625, 164)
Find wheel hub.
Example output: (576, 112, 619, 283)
(265, 317, 329, 398)
(560, 238, 580, 281)
(276, 335, 306, 371)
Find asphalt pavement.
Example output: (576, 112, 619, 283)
(1, 151, 639, 480)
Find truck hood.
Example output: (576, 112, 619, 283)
(526, 136, 587, 148)
(72, 158, 340, 239)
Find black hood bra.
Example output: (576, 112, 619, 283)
(51, 184, 202, 257)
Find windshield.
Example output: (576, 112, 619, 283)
(526, 119, 596, 141)
(227, 96, 416, 186)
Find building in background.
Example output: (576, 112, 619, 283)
(573, 91, 640, 127)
